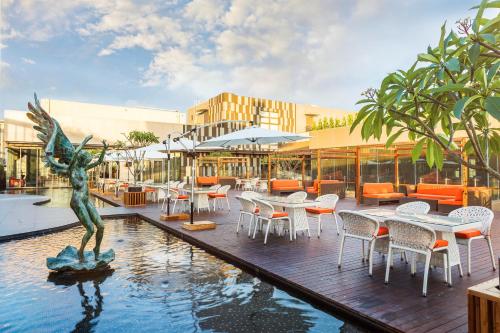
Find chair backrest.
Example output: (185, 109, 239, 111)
(217, 185, 231, 194)
(384, 218, 436, 252)
(396, 201, 430, 215)
(287, 191, 307, 202)
(251, 178, 259, 186)
(449, 206, 494, 235)
(168, 189, 181, 199)
(177, 181, 186, 189)
(236, 196, 256, 214)
(316, 194, 339, 209)
(253, 198, 275, 219)
(209, 184, 222, 191)
(159, 187, 168, 199)
(241, 191, 262, 200)
(258, 181, 268, 190)
(236, 179, 242, 185)
(143, 179, 154, 184)
(338, 210, 380, 238)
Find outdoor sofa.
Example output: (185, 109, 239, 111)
(361, 183, 404, 205)
(401, 183, 464, 213)
(305, 179, 346, 199)
(270, 179, 303, 195)
(196, 176, 218, 187)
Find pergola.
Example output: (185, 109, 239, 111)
(197, 156, 252, 178)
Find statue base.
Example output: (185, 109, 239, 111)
(47, 245, 115, 272)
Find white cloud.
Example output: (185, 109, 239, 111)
(21, 57, 36, 65)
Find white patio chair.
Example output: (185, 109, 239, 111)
(306, 194, 339, 237)
(257, 180, 268, 192)
(287, 191, 307, 202)
(337, 210, 389, 276)
(384, 218, 451, 297)
(158, 186, 168, 210)
(396, 201, 431, 215)
(449, 206, 495, 276)
(236, 196, 259, 236)
(169, 189, 189, 213)
(242, 179, 253, 191)
(208, 184, 222, 192)
(235, 178, 243, 190)
(253, 198, 292, 244)
(208, 185, 231, 210)
(250, 178, 259, 190)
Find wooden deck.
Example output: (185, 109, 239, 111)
(93, 190, 500, 332)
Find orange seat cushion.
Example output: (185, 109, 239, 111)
(408, 193, 455, 200)
(363, 183, 394, 195)
(306, 187, 317, 194)
(197, 176, 218, 185)
(377, 226, 389, 236)
(177, 195, 189, 199)
(363, 193, 404, 199)
(416, 184, 464, 201)
(438, 199, 463, 206)
(272, 212, 288, 218)
(433, 239, 448, 248)
(272, 179, 300, 190)
(208, 193, 226, 198)
(306, 207, 334, 214)
(455, 228, 481, 239)
(144, 188, 156, 192)
(254, 207, 260, 213)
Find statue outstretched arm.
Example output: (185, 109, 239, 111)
(86, 140, 108, 170)
(68, 135, 93, 169)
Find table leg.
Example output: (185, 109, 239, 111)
(285, 207, 310, 240)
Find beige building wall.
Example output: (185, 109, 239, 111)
(4, 99, 185, 146)
(187, 92, 352, 133)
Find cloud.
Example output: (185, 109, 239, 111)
(21, 57, 36, 65)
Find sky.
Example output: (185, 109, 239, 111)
(0, 0, 476, 116)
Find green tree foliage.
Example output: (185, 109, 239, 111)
(351, 0, 500, 179)
(311, 113, 358, 131)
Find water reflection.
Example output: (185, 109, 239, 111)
(0, 218, 359, 332)
(48, 270, 113, 333)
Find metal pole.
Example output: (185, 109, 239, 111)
(163, 135, 172, 215)
(190, 129, 197, 224)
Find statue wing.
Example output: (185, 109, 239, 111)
(27, 94, 75, 171)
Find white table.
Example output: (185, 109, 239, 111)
(261, 196, 316, 239)
(179, 187, 212, 213)
(359, 208, 483, 272)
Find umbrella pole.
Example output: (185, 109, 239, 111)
(166, 135, 171, 216)
(190, 129, 197, 224)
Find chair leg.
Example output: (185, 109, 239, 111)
(362, 240, 365, 262)
(458, 263, 464, 277)
(252, 217, 259, 239)
(226, 197, 230, 211)
(338, 235, 345, 268)
(411, 253, 416, 276)
(486, 236, 496, 271)
(248, 215, 254, 237)
(422, 251, 432, 297)
(264, 220, 271, 244)
(368, 239, 376, 277)
(317, 216, 321, 238)
(333, 213, 339, 235)
(443, 253, 448, 283)
(446, 250, 452, 287)
(288, 219, 293, 242)
(385, 246, 392, 284)
(236, 212, 243, 234)
(467, 239, 472, 276)
(172, 200, 177, 213)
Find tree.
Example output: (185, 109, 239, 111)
(351, 0, 500, 179)
(115, 130, 159, 184)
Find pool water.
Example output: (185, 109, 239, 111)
(0, 217, 361, 333)
(0, 188, 111, 208)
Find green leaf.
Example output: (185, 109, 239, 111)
(385, 129, 404, 148)
(473, 0, 488, 33)
(487, 62, 500, 84)
(418, 53, 439, 63)
(439, 22, 446, 56)
(480, 33, 496, 44)
(428, 83, 474, 94)
(485, 97, 500, 121)
(444, 58, 460, 72)
(434, 144, 444, 170)
(453, 97, 468, 119)
(412, 139, 426, 163)
(426, 140, 435, 168)
(468, 43, 480, 64)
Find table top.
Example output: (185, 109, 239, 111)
(260, 196, 316, 208)
(359, 208, 483, 232)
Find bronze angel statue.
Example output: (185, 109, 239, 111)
(27, 94, 114, 271)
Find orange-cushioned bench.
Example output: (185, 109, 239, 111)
(197, 176, 218, 187)
(271, 179, 303, 195)
(401, 183, 463, 212)
(362, 183, 404, 205)
(306, 179, 346, 199)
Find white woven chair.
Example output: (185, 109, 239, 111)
(396, 201, 431, 215)
(253, 198, 292, 244)
(250, 178, 259, 190)
(208, 185, 231, 210)
(337, 210, 389, 276)
(384, 218, 451, 296)
(306, 194, 340, 237)
(287, 191, 307, 202)
(257, 180, 268, 192)
(208, 184, 222, 192)
(235, 178, 243, 190)
(449, 206, 495, 276)
(236, 196, 259, 236)
(169, 189, 189, 213)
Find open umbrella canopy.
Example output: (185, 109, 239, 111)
(196, 126, 310, 148)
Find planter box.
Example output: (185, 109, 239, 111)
(468, 278, 500, 332)
(128, 186, 143, 193)
(123, 191, 146, 207)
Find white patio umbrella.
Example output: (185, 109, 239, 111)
(196, 126, 310, 148)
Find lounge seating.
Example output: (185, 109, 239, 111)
(362, 183, 404, 205)
(401, 184, 464, 211)
(270, 179, 303, 195)
(218, 176, 237, 188)
(306, 180, 346, 199)
(197, 176, 218, 187)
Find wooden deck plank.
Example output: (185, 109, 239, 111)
(93, 190, 500, 332)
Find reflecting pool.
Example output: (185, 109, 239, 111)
(0, 217, 363, 332)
